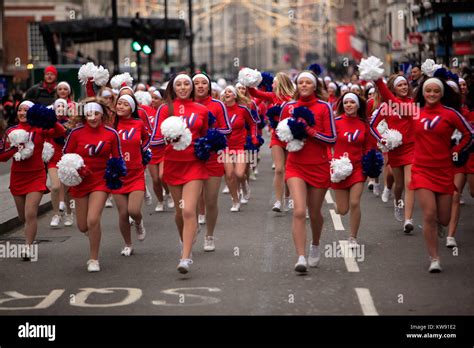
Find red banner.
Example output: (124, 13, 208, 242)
(336, 25, 356, 54)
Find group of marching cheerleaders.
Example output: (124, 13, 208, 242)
(0, 55, 472, 275)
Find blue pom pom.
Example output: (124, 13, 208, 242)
(446, 71, 459, 85)
(266, 105, 282, 129)
(244, 136, 260, 152)
(206, 128, 227, 152)
(104, 157, 127, 189)
(287, 119, 307, 140)
(208, 112, 216, 127)
(194, 137, 212, 161)
(142, 148, 152, 165)
(293, 106, 315, 126)
(362, 149, 384, 178)
(433, 68, 448, 80)
(259, 72, 274, 92)
(307, 63, 323, 76)
(257, 135, 265, 146)
(27, 104, 57, 129)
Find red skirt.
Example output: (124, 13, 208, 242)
(112, 167, 145, 194)
(285, 160, 330, 189)
(409, 164, 456, 195)
(206, 153, 225, 177)
(149, 145, 165, 165)
(331, 163, 366, 190)
(387, 142, 414, 168)
(10, 169, 47, 196)
(69, 170, 110, 198)
(163, 159, 209, 186)
(270, 131, 286, 149)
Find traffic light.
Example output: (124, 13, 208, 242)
(130, 15, 154, 55)
(141, 19, 154, 55)
(131, 15, 143, 52)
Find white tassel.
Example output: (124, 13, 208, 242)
(110, 72, 133, 90)
(238, 68, 263, 88)
(421, 59, 442, 78)
(134, 91, 152, 106)
(330, 154, 353, 183)
(57, 153, 85, 186)
(286, 139, 304, 152)
(276, 118, 294, 142)
(42, 142, 55, 163)
(93, 65, 110, 86)
(382, 129, 403, 150)
(78, 62, 97, 85)
(358, 56, 385, 81)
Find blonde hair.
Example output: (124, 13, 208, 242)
(274, 72, 295, 100)
(78, 96, 113, 126)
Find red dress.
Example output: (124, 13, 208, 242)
(280, 95, 336, 188)
(151, 99, 210, 186)
(63, 123, 123, 198)
(6, 122, 66, 195)
(196, 96, 231, 177)
(225, 103, 258, 153)
(370, 79, 415, 167)
(331, 114, 371, 190)
(409, 103, 472, 194)
(112, 117, 150, 194)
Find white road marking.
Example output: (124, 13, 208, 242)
(338, 240, 360, 272)
(355, 288, 378, 315)
(325, 191, 334, 204)
(329, 209, 345, 231)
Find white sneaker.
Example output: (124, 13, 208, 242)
(50, 214, 61, 228)
(166, 195, 175, 209)
(177, 258, 193, 274)
(198, 214, 206, 225)
(120, 246, 133, 256)
(272, 163, 275, 170)
(222, 185, 230, 194)
(367, 179, 375, 191)
(348, 237, 358, 248)
(204, 236, 215, 252)
(135, 220, 146, 241)
(394, 200, 404, 222)
(373, 183, 382, 197)
(144, 190, 153, 206)
(64, 213, 74, 227)
(294, 255, 308, 273)
(155, 201, 164, 212)
(129, 216, 135, 225)
(403, 219, 414, 234)
(87, 259, 100, 272)
(306, 208, 310, 219)
(249, 171, 257, 181)
(272, 200, 282, 212)
(459, 194, 465, 205)
(59, 201, 66, 212)
(308, 243, 320, 267)
(446, 236, 457, 248)
(230, 201, 241, 212)
(428, 257, 442, 273)
(254, 167, 259, 175)
(381, 187, 391, 203)
(240, 195, 249, 204)
(105, 197, 113, 208)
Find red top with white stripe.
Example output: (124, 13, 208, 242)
(115, 117, 150, 169)
(332, 114, 371, 163)
(195, 96, 231, 135)
(225, 103, 258, 150)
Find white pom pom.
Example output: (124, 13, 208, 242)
(451, 129, 463, 145)
(93, 65, 110, 86)
(382, 129, 403, 150)
(377, 142, 389, 153)
(161, 116, 187, 140)
(42, 142, 55, 163)
(376, 119, 389, 135)
(286, 139, 304, 152)
(358, 56, 385, 81)
(78, 62, 97, 85)
(276, 118, 294, 142)
(172, 128, 192, 151)
(134, 91, 152, 106)
(238, 68, 263, 88)
(421, 59, 443, 78)
(8, 129, 29, 146)
(13, 141, 34, 161)
(110, 72, 133, 90)
(330, 154, 353, 183)
(57, 153, 85, 186)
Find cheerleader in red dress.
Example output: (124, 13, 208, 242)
(4, 101, 66, 258)
(222, 86, 259, 212)
(111, 94, 150, 256)
(63, 98, 123, 272)
(331, 93, 371, 247)
(150, 73, 210, 274)
(410, 78, 473, 272)
(279, 71, 336, 273)
(247, 72, 294, 212)
(370, 75, 416, 233)
(193, 72, 232, 251)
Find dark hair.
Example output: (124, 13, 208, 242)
(114, 94, 140, 129)
(293, 70, 328, 101)
(336, 92, 367, 122)
(415, 77, 462, 112)
(412, 64, 421, 70)
(192, 72, 212, 97)
(165, 72, 195, 116)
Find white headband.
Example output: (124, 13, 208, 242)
(54, 98, 68, 109)
(340, 86, 349, 93)
(120, 86, 134, 93)
(458, 78, 465, 84)
(394, 76, 407, 87)
(101, 90, 112, 97)
(350, 84, 361, 90)
(225, 86, 238, 96)
(297, 72, 317, 87)
(368, 88, 375, 95)
(324, 76, 332, 82)
(423, 78, 444, 96)
(57, 81, 71, 92)
(235, 82, 245, 89)
(366, 82, 374, 89)
(84, 102, 104, 115)
(328, 82, 337, 90)
(192, 73, 209, 83)
(447, 80, 459, 93)
(118, 95, 136, 112)
(153, 90, 162, 99)
(173, 74, 193, 88)
(343, 93, 360, 108)
(19, 101, 34, 109)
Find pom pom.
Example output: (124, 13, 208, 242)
(194, 136, 212, 161)
(110, 72, 133, 90)
(259, 72, 274, 92)
(287, 118, 307, 140)
(104, 157, 127, 190)
(208, 112, 216, 127)
(160, 116, 192, 151)
(13, 142, 34, 161)
(134, 91, 152, 106)
(421, 59, 443, 77)
(172, 128, 192, 151)
(7, 129, 29, 147)
(276, 118, 294, 142)
(206, 128, 227, 152)
(93, 65, 110, 86)
(330, 154, 353, 183)
(293, 106, 315, 126)
(142, 148, 152, 165)
(447, 71, 459, 85)
(42, 142, 55, 163)
(382, 129, 403, 150)
(451, 129, 463, 146)
(57, 153, 86, 186)
(78, 62, 97, 85)
(238, 68, 263, 88)
(266, 105, 282, 129)
(307, 63, 323, 76)
(286, 139, 304, 152)
(358, 56, 385, 81)
(376, 118, 389, 135)
(244, 136, 259, 152)
(257, 135, 265, 146)
(362, 149, 384, 178)
(433, 67, 449, 80)
(27, 104, 57, 129)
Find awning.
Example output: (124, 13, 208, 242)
(417, 12, 474, 32)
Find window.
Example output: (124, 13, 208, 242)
(29, 22, 49, 63)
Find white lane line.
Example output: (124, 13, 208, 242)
(325, 190, 334, 204)
(329, 209, 344, 231)
(355, 288, 378, 315)
(338, 240, 360, 272)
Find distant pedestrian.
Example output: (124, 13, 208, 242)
(24, 66, 58, 106)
